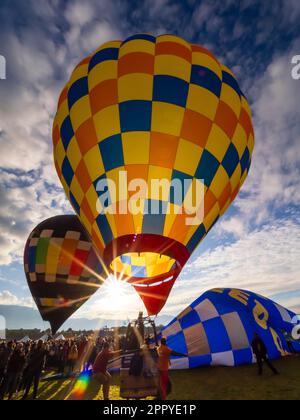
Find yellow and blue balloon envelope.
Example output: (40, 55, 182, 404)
(53, 34, 254, 315)
(161, 288, 300, 368)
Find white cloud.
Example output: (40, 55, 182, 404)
(0, 290, 34, 307)
(215, 216, 247, 239)
(65, 2, 95, 27)
(75, 219, 300, 320)
(280, 295, 300, 314)
(215, 37, 300, 238)
(0, 0, 123, 265)
(174, 219, 300, 314)
(0, 27, 63, 173)
(80, 22, 121, 53)
(0, 0, 299, 324)
(254, 51, 300, 127)
(0, 171, 71, 265)
(63, 0, 124, 60)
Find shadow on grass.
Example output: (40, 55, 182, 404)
(13, 355, 300, 400)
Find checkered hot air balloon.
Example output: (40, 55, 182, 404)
(24, 215, 106, 334)
(161, 288, 300, 369)
(53, 34, 254, 316)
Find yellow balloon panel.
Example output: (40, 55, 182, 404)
(53, 33, 254, 267)
(111, 252, 176, 279)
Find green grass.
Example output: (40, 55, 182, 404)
(167, 356, 300, 400)
(14, 356, 300, 400)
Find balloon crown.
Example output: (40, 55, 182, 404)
(52, 33, 254, 316)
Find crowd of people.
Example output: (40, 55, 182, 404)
(0, 326, 281, 401)
(0, 334, 120, 400)
(0, 339, 46, 400)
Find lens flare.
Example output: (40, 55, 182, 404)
(72, 371, 91, 400)
(101, 275, 131, 310)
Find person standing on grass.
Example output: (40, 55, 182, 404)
(0, 344, 26, 400)
(92, 342, 122, 400)
(0, 342, 13, 386)
(57, 342, 66, 374)
(78, 336, 89, 371)
(157, 338, 187, 400)
(251, 333, 279, 376)
(67, 342, 78, 375)
(22, 340, 47, 400)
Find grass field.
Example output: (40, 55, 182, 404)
(13, 355, 300, 400)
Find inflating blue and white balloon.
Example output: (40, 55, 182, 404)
(161, 288, 300, 369)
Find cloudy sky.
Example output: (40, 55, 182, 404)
(0, 0, 299, 327)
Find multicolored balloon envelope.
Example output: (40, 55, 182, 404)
(161, 288, 300, 369)
(53, 34, 254, 315)
(24, 215, 106, 334)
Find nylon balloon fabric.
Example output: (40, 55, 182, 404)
(160, 288, 300, 369)
(24, 215, 106, 333)
(53, 34, 254, 315)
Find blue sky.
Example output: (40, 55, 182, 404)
(0, 0, 299, 325)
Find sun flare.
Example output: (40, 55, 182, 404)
(101, 275, 131, 311)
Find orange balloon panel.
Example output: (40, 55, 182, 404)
(53, 34, 254, 315)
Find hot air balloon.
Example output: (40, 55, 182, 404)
(24, 215, 106, 334)
(161, 288, 300, 369)
(53, 34, 254, 316)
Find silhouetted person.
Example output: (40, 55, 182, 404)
(251, 333, 279, 376)
(67, 342, 78, 374)
(0, 342, 13, 385)
(141, 337, 157, 378)
(93, 342, 122, 400)
(125, 323, 140, 351)
(157, 338, 187, 400)
(0, 345, 26, 400)
(136, 312, 145, 343)
(22, 341, 47, 400)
